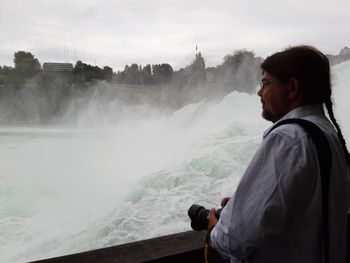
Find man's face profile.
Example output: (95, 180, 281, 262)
(257, 72, 290, 123)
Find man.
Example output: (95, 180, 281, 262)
(207, 46, 350, 262)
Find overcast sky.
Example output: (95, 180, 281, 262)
(0, 0, 349, 71)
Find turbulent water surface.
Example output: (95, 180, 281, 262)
(1, 61, 350, 262)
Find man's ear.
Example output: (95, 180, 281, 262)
(287, 78, 302, 100)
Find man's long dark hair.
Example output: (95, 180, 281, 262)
(261, 45, 350, 164)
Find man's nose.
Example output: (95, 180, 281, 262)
(257, 88, 262, 97)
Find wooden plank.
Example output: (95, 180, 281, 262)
(30, 231, 226, 263)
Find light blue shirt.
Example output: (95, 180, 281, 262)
(211, 104, 350, 263)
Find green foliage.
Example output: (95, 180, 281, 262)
(170, 52, 206, 90)
(0, 66, 15, 84)
(0, 51, 115, 103)
(188, 52, 206, 85)
(215, 49, 261, 93)
(115, 63, 173, 85)
(102, 66, 113, 81)
(14, 51, 41, 80)
(73, 61, 113, 83)
(141, 64, 153, 84)
(152, 64, 173, 84)
(222, 50, 255, 69)
(126, 64, 143, 84)
(0, 48, 263, 123)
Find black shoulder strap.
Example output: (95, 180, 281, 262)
(266, 118, 332, 263)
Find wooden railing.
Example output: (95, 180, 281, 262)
(30, 230, 227, 263)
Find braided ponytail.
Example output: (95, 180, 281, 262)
(325, 99, 350, 164)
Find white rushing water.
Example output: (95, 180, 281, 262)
(1, 61, 350, 262)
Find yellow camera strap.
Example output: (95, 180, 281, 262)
(204, 225, 215, 263)
(204, 242, 209, 263)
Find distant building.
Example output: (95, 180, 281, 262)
(43, 62, 73, 72)
(327, 46, 350, 66)
(339, 46, 350, 56)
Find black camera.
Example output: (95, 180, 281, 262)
(188, 204, 222, 231)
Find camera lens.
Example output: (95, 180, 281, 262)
(188, 204, 223, 231)
(188, 204, 210, 231)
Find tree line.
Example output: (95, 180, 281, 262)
(114, 63, 174, 85)
(0, 49, 263, 124)
(0, 50, 262, 91)
(0, 51, 115, 87)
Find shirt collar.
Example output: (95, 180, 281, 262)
(263, 104, 325, 138)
